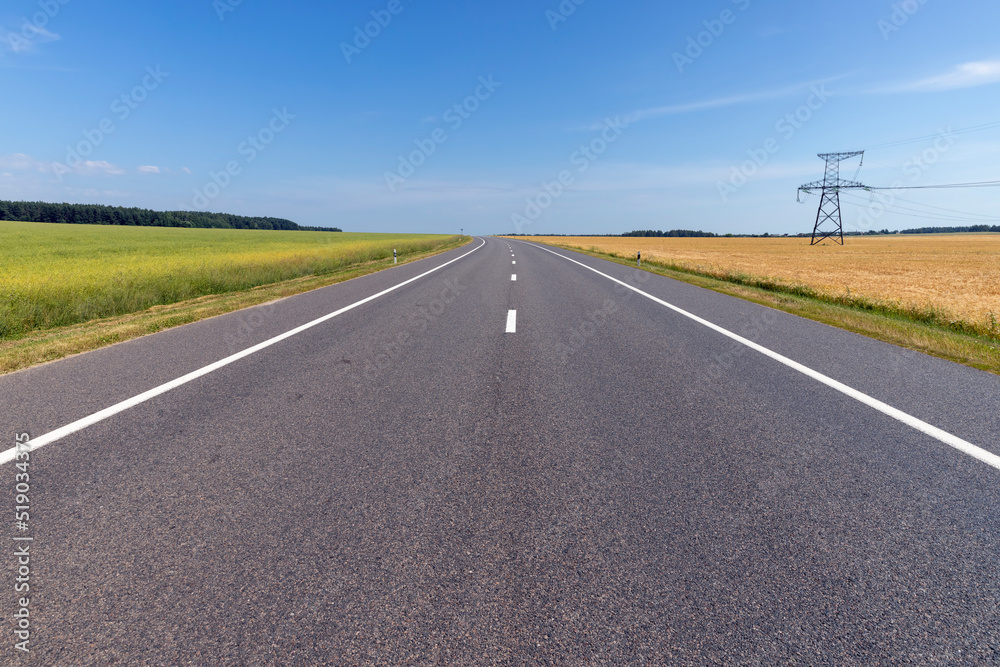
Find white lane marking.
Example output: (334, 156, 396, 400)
(506, 310, 517, 333)
(520, 241, 1000, 472)
(0, 238, 489, 466)
(511, 274, 517, 281)
(512, 261, 516, 265)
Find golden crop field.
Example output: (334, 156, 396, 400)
(520, 234, 1000, 332)
(0, 221, 460, 340)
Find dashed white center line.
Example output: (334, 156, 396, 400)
(505, 310, 517, 333)
(512, 261, 516, 265)
(511, 274, 517, 281)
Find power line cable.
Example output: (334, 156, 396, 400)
(883, 193, 1000, 220)
(860, 120, 1000, 152)
(840, 192, 1000, 223)
(841, 202, 997, 224)
(867, 180, 1000, 191)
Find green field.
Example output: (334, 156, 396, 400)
(0, 221, 462, 340)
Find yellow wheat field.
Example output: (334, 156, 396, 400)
(517, 234, 1000, 329)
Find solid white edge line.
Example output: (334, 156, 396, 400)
(506, 310, 517, 333)
(0, 238, 489, 466)
(519, 240, 1000, 472)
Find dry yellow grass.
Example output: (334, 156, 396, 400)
(519, 234, 1000, 331)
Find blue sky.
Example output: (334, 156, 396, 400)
(2, 0, 999, 235)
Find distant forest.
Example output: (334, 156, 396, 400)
(622, 229, 717, 237)
(0, 200, 341, 232)
(900, 225, 1000, 234)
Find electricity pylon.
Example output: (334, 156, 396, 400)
(798, 151, 866, 245)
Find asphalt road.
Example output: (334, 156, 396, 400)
(2, 236, 999, 665)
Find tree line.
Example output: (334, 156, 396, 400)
(900, 225, 1000, 235)
(0, 200, 341, 232)
(622, 229, 717, 237)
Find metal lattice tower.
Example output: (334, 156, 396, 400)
(798, 151, 866, 245)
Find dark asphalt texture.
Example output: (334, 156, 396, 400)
(2, 236, 999, 665)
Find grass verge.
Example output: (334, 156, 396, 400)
(0, 236, 470, 376)
(531, 241, 1000, 376)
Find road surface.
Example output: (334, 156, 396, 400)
(2, 237, 999, 664)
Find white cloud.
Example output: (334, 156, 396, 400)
(1, 25, 61, 53)
(76, 161, 126, 176)
(63, 188, 131, 199)
(243, 175, 520, 214)
(0, 153, 127, 177)
(0, 153, 47, 171)
(893, 60, 1000, 92)
(137, 165, 161, 174)
(586, 75, 851, 129)
(182, 167, 192, 174)
(570, 161, 820, 192)
(248, 159, 823, 220)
